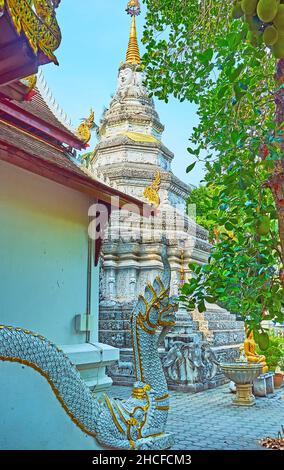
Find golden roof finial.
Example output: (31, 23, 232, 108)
(125, 1, 141, 65)
(76, 109, 95, 144)
(143, 170, 161, 206)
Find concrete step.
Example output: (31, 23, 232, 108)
(212, 343, 243, 354)
(205, 303, 230, 313)
(174, 320, 200, 331)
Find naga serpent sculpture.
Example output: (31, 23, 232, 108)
(0, 243, 177, 450)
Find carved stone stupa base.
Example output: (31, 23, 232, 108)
(103, 303, 244, 393)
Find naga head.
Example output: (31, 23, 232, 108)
(133, 238, 176, 337)
(136, 276, 177, 338)
(156, 294, 177, 328)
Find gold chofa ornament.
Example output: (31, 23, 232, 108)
(5, 0, 62, 64)
(143, 171, 161, 206)
(76, 109, 95, 144)
(21, 74, 37, 92)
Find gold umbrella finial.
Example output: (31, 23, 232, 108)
(125, 1, 141, 65)
(126, 0, 141, 16)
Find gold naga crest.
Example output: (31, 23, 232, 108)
(143, 170, 161, 206)
(76, 109, 95, 144)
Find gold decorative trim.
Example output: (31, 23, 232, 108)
(6, 0, 62, 65)
(155, 405, 169, 411)
(132, 275, 175, 385)
(137, 314, 155, 335)
(156, 276, 165, 291)
(157, 304, 174, 327)
(132, 388, 148, 400)
(155, 394, 169, 401)
(118, 131, 159, 143)
(104, 394, 124, 434)
(113, 401, 130, 427)
(21, 74, 37, 92)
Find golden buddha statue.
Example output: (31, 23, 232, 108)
(244, 329, 268, 374)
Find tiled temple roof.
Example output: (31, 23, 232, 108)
(17, 90, 77, 140)
(0, 119, 150, 214)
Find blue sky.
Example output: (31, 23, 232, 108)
(43, 0, 205, 186)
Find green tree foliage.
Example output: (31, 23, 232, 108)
(78, 152, 93, 169)
(257, 331, 284, 371)
(142, 0, 284, 332)
(187, 185, 218, 236)
(186, 184, 283, 330)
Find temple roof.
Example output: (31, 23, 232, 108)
(0, 120, 149, 210)
(16, 72, 79, 143)
(0, 76, 151, 218)
(0, 73, 86, 150)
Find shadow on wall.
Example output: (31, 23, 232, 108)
(0, 362, 101, 450)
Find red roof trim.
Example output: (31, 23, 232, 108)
(0, 98, 85, 150)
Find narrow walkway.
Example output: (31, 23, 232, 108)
(108, 384, 284, 450)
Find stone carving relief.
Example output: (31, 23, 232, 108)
(109, 360, 135, 377)
(107, 269, 116, 298)
(163, 341, 219, 384)
(130, 276, 137, 295)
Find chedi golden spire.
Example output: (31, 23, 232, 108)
(125, 0, 141, 65)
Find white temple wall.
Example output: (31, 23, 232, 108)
(0, 161, 118, 392)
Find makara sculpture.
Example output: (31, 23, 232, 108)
(0, 243, 177, 450)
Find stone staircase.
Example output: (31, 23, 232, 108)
(192, 303, 245, 360)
